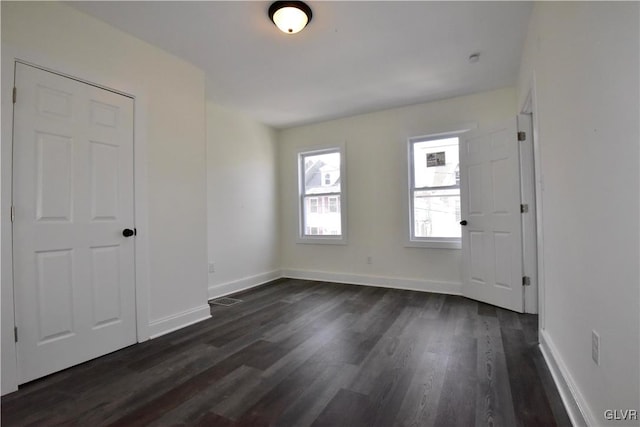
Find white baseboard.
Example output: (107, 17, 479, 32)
(147, 304, 211, 339)
(281, 268, 462, 295)
(208, 270, 282, 300)
(539, 329, 593, 426)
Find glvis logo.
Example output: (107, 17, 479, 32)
(604, 409, 638, 421)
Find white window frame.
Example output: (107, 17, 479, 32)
(406, 131, 468, 249)
(297, 145, 347, 244)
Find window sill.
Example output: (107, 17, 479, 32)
(296, 236, 347, 245)
(405, 239, 461, 250)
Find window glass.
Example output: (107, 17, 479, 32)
(413, 137, 459, 188)
(413, 189, 461, 238)
(303, 152, 341, 193)
(410, 136, 461, 241)
(299, 149, 344, 240)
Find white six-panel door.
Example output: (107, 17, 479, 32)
(12, 63, 136, 383)
(460, 118, 524, 312)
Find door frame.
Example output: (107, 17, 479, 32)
(2, 46, 151, 394)
(520, 76, 545, 322)
(517, 114, 538, 314)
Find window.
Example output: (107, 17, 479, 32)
(328, 196, 338, 213)
(298, 147, 346, 243)
(309, 198, 318, 213)
(408, 134, 462, 248)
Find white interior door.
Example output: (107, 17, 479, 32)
(460, 118, 524, 312)
(12, 63, 136, 383)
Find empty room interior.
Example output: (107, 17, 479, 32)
(1, 1, 639, 426)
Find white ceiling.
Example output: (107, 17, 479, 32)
(70, 1, 532, 129)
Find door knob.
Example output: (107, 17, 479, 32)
(122, 228, 136, 237)
(460, 220, 468, 226)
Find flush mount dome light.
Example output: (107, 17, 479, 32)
(269, 1, 312, 34)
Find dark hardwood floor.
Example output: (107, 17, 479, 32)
(2, 279, 571, 426)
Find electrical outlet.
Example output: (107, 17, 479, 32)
(208, 263, 215, 273)
(366, 256, 372, 265)
(592, 330, 600, 365)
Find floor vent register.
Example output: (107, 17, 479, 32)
(209, 297, 243, 307)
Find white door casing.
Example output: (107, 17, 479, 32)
(12, 63, 137, 383)
(517, 114, 538, 314)
(460, 118, 524, 312)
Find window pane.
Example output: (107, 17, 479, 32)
(413, 137, 459, 188)
(303, 195, 342, 235)
(303, 152, 341, 194)
(329, 197, 338, 213)
(309, 198, 318, 213)
(413, 189, 461, 238)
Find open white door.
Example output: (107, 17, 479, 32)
(12, 63, 137, 383)
(460, 117, 524, 312)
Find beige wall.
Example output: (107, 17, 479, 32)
(206, 102, 280, 298)
(517, 2, 639, 425)
(278, 88, 516, 292)
(2, 1, 209, 393)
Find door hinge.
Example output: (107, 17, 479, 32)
(10, 205, 15, 222)
(14, 326, 18, 342)
(517, 131, 526, 141)
(12, 87, 16, 104)
(520, 203, 529, 213)
(522, 276, 531, 286)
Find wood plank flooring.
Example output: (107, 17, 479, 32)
(2, 279, 571, 426)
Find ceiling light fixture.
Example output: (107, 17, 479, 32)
(269, 1, 312, 34)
